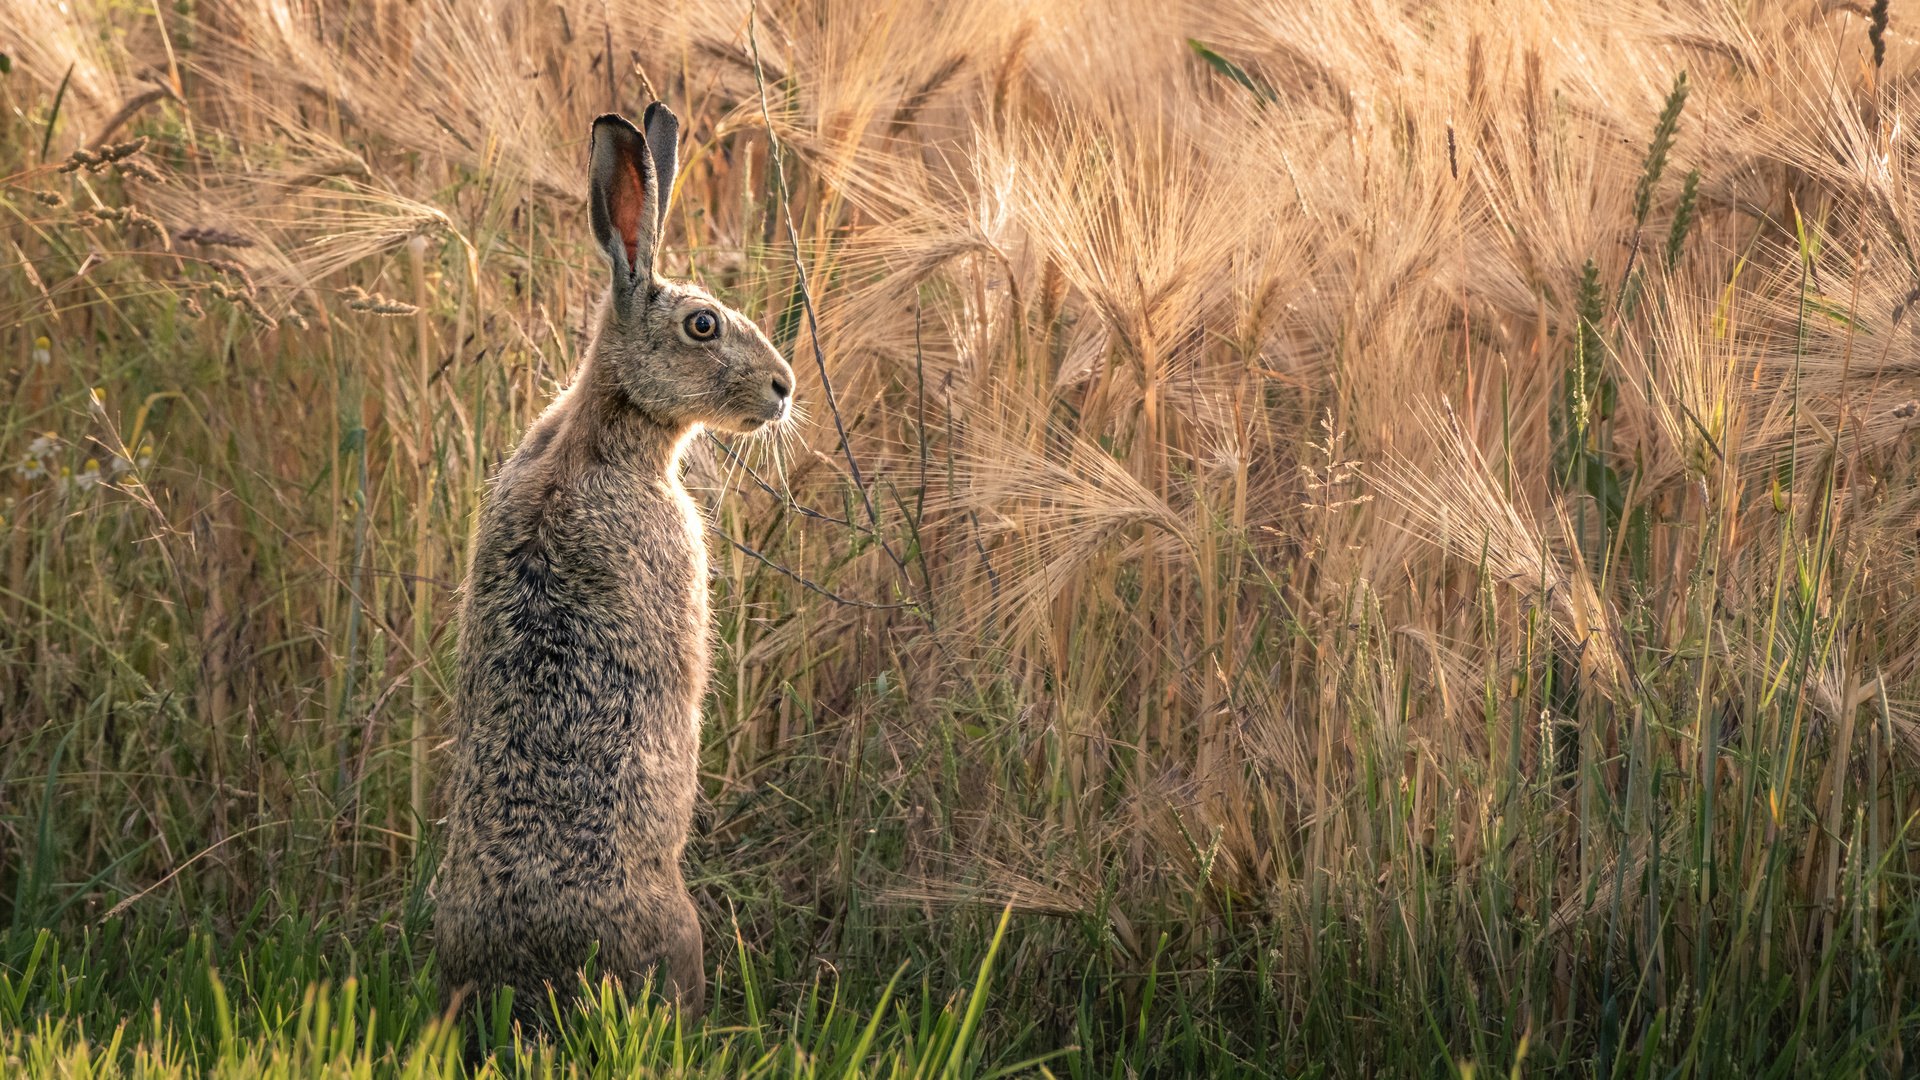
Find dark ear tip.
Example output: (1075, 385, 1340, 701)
(591, 112, 642, 137)
(642, 101, 677, 126)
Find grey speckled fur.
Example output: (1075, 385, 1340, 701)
(433, 104, 793, 1032)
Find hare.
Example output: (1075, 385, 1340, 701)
(434, 103, 793, 1034)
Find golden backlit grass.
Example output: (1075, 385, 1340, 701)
(3, 0, 1920, 1072)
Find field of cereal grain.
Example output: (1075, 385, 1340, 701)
(2, 0, 1919, 1074)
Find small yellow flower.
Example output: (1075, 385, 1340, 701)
(30, 336, 51, 365)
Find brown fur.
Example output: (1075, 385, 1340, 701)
(433, 105, 793, 1034)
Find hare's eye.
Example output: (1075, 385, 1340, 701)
(685, 310, 720, 341)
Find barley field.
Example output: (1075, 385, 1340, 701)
(1, 0, 1917, 1074)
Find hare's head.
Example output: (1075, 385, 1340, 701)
(589, 105, 794, 435)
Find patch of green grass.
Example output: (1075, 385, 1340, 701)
(0, 905, 1076, 1080)
(3, 769, 1916, 1080)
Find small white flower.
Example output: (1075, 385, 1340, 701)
(119, 438, 155, 473)
(30, 336, 51, 366)
(53, 464, 73, 496)
(16, 433, 58, 481)
(75, 459, 102, 490)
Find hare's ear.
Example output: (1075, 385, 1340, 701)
(641, 102, 680, 245)
(589, 112, 659, 305)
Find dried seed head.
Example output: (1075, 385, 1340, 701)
(57, 148, 99, 174)
(32, 191, 67, 208)
(1871, 0, 1890, 68)
(207, 260, 258, 296)
(341, 285, 418, 315)
(125, 208, 163, 235)
(1893, 287, 1920, 326)
(206, 279, 276, 325)
(118, 156, 164, 183)
(99, 136, 149, 162)
(177, 226, 255, 248)
(292, 155, 373, 185)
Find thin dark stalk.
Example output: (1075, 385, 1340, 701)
(909, 302, 936, 606)
(708, 432, 854, 529)
(914, 302, 929, 536)
(39, 64, 73, 163)
(604, 18, 618, 111)
(710, 523, 916, 612)
(746, 4, 916, 601)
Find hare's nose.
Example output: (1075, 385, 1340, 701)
(769, 374, 791, 400)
